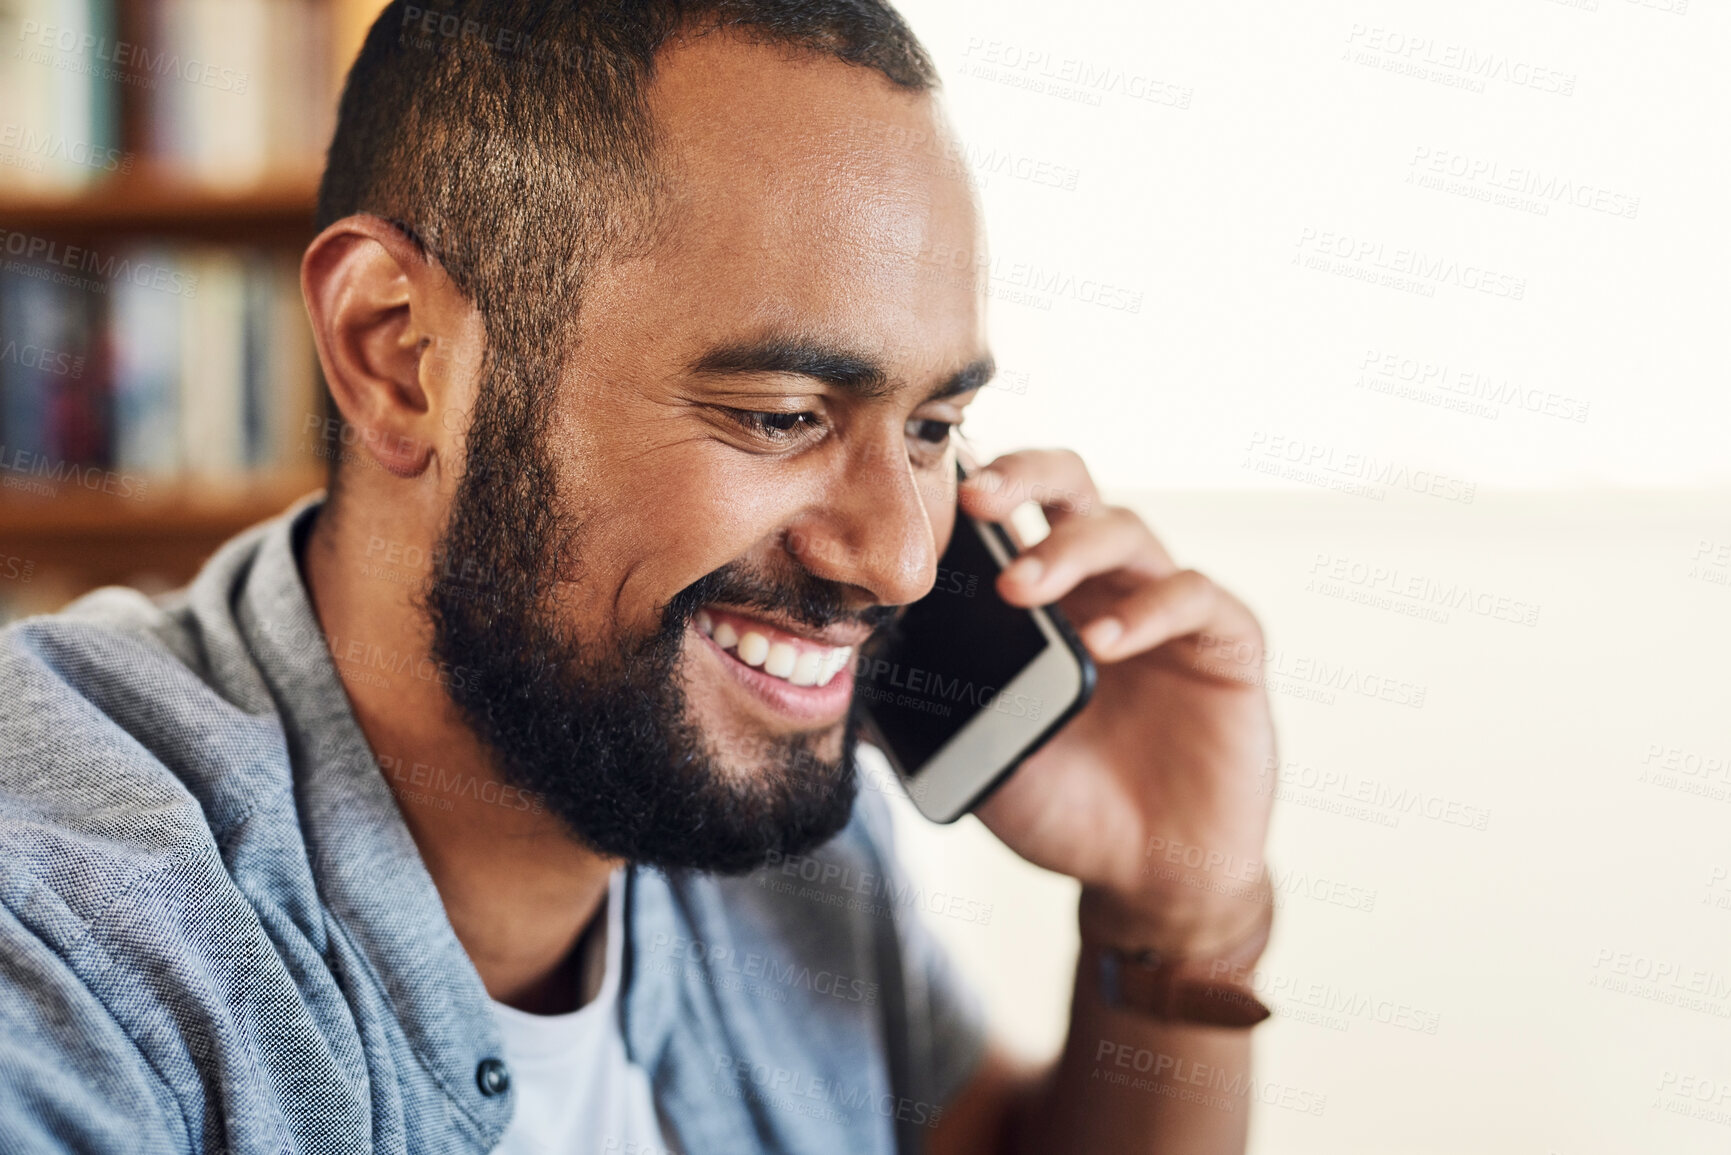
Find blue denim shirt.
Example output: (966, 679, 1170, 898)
(0, 496, 986, 1154)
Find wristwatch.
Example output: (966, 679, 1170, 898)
(1094, 898, 1274, 1029)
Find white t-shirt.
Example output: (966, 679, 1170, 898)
(488, 868, 680, 1155)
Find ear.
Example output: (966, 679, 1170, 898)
(301, 216, 476, 479)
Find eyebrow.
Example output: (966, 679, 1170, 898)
(689, 337, 995, 404)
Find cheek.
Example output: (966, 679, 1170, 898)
(927, 478, 958, 543)
(586, 467, 794, 625)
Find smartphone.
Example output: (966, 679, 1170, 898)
(856, 460, 1097, 823)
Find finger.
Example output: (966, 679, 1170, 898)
(1075, 569, 1261, 664)
(996, 505, 1171, 607)
(958, 447, 1100, 526)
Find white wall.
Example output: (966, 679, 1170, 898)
(891, 0, 1728, 493)
(879, 2, 1731, 1152)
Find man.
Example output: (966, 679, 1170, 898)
(0, 2, 1277, 1152)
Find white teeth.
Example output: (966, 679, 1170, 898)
(764, 642, 797, 679)
(706, 613, 852, 689)
(817, 646, 854, 686)
(736, 631, 770, 667)
(789, 650, 824, 686)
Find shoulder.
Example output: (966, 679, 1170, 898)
(0, 897, 192, 1152)
(0, 593, 316, 1150)
(0, 588, 273, 964)
(0, 577, 247, 739)
(0, 605, 228, 1153)
(0, 510, 298, 855)
(0, 594, 218, 844)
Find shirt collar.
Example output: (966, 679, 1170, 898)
(234, 493, 513, 1143)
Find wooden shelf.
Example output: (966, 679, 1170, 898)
(1, 471, 325, 593)
(0, 469, 320, 532)
(0, 173, 321, 242)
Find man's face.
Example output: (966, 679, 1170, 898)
(425, 32, 989, 873)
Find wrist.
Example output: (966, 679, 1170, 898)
(1077, 864, 1274, 959)
(1081, 870, 1276, 1030)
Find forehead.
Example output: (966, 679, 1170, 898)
(587, 29, 985, 376)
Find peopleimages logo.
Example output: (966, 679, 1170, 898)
(1407, 146, 1640, 221)
(17, 19, 250, 93)
(1197, 962, 1444, 1035)
(1294, 227, 1526, 302)
(853, 655, 1043, 721)
(1355, 348, 1591, 424)
(0, 446, 148, 500)
(957, 37, 1194, 110)
(254, 618, 478, 693)
(761, 851, 994, 926)
(1092, 1040, 1329, 1116)
(1243, 431, 1477, 507)
(375, 753, 545, 815)
(912, 240, 1145, 314)
(0, 122, 132, 174)
(648, 933, 880, 1007)
(1343, 23, 1577, 97)
(1307, 551, 1541, 629)
(1196, 630, 1429, 711)
(0, 339, 85, 380)
(398, 4, 585, 66)
(709, 1054, 946, 1128)
(1260, 755, 1493, 832)
(0, 229, 199, 298)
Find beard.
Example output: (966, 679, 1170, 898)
(420, 368, 893, 875)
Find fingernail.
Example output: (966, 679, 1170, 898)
(1085, 617, 1123, 652)
(1004, 555, 1043, 585)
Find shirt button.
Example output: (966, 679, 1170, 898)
(475, 1058, 511, 1097)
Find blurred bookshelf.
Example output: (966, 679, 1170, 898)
(0, 0, 390, 621)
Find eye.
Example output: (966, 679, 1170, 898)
(907, 417, 957, 446)
(727, 409, 824, 445)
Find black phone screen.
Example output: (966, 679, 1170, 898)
(857, 515, 1050, 773)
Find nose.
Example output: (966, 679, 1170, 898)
(783, 439, 944, 609)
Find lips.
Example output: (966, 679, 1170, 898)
(695, 607, 855, 687)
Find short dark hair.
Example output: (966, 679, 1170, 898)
(314, 0, 936, 489)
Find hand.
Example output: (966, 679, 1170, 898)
(957, 448, 1276, 957)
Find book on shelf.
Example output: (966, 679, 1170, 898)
(1, 0, 337, 193)
(0, 0, 122, 193)
(0, 0, 373, 622)
(145, 0, 335, 188)
(1, 246, 323, 496)
(110, 243, 181, 472)
(1, 0, 335, 494)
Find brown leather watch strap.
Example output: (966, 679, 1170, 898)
(1094, 897, 1275, 1029)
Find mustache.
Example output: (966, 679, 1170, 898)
(665, 559, 902, 638)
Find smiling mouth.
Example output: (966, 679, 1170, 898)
(695, 607, 856, 687)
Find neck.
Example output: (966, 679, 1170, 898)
(299, 492, 615, 1014)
